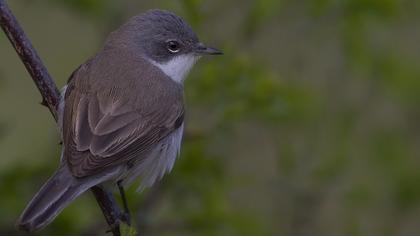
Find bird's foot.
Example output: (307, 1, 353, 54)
(120, 211, 131, 226)
(117, 180, 131, 226)
(104, 212, 130, 235)
(105, 221, 121, 235)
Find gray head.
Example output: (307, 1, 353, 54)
(105, 9, 222, 82)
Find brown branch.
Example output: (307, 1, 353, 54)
(92, 186, 123, 236)
(0, 0, 59, 119)
(0, 1, 122, 235)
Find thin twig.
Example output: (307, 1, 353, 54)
(92, 185, 123, 236)
(0, 1, 122, 235)
(0, 0, 59, 119)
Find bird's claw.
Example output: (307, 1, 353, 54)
(104, 212, 130, 234)
(120, 211, 131, 226)
(105, 221, 120, 234)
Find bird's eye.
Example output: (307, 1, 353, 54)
(166, 40, 181, 53)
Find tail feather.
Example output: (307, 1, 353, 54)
(16, 166, 91, 232)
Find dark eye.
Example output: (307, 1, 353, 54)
(166, 40, 181, 53)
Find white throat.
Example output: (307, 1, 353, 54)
(149, 55, 199, 83)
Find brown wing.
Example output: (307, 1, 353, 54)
(63, 52, 184, 178)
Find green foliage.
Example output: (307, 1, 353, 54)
(243, 0, 283, 36)
(1, 0, 420, 235)
(49, 0, 111, 16)
(121, 224, 137, 236)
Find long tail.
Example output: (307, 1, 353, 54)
(16, 165, 94, 232)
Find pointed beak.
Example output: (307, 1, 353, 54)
(195, 43, 223, 55)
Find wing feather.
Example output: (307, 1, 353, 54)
(63, 52, 184, 178)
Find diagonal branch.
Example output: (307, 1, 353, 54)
(0, 0, 59, 119)
(0, 1, 122, 235)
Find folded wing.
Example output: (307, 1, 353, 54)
(63, 54, 184, 178)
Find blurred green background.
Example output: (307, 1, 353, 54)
(1, 0, 420, 235)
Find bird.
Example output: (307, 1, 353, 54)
(16, 9, 222, 232)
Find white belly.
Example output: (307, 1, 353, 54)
(120, 123, 184, 191)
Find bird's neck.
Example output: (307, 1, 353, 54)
(148, 55, 199, 83)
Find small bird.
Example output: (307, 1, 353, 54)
(17, 9, 222, 231)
